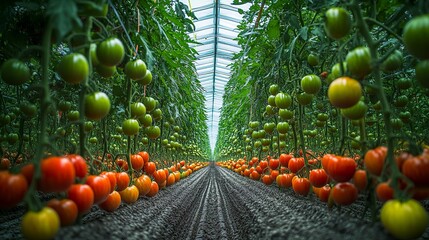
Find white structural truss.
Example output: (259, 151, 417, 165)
(182, 0, 249, 152)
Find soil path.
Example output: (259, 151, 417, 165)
(2, 163, 428, 239)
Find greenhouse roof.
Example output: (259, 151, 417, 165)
(182, 0, 249, 152)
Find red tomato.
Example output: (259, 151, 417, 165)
(321, 154, 336, 173)
(119, 185, 139, 204)
(138, 151, 150, 164)
(144, 162, 156, 175)
(115, 172, 130, 191)
(99, 191, 121, 212)
(327, 156, 356, 182)
(353, 169, 367, 191)
(67, 184, 94, 214)
(402, 155, 429, 187)
(269, 158, 280, 170)
(255, 166, 263, 174)
(39, 156, 75, 193)
(130, 154, 144, 171)
(134, 175, 152, 196)
(318, 185, 331, 202)
(46, 199, 78, 226)
(100, 171, 117, 193)
(0, 158, 10, 170)
(262, 174, 274, 185)
(86, 175, 111, 204)
(364, 146, 387, 176)
(309, 169, 329, 187)
(376, 182, 394, 202)
(66, 154, 88, 178)
(250, 171, 260, 180)
(116, 159, 128, 171)
(20, 164, 34, 184)
(332, 182, 358, 206)
(292, 177, 311, 196)
(146, 181, 159, 197)
(270, 170, 279, 180)
(279, 154, 293, 167)
(259, 160, 268, 171)
(166, 173, 176, 186)
(0, 171, 28, 209)
(288, 158, 305, 173)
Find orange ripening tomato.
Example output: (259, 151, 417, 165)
(146, 181, 159, 197)
(288, 157, 304, 173)
(134, 175, 151, 196)
(364, 146, 387, 176)
(144, 162, 156, 175)
(130, 154, 144, 171)
(279, 154, 293, 167)
(99, 191, 121, 212)
(376, 182, 394, 202)
(119, 185, 139, 204)
(292, 177, 311, 196)
(115, 172, 130, 191)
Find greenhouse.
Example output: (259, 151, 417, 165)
(0, 0, 429, 239)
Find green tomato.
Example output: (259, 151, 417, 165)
(96, 38, 125, 67)
(268, 95, 276, 107)
(67, 111, 80, 122)
(324, 7, 352, 40)
(1, 59, 30, 85)
(137, 70, 153, 86)
(381, 199, 428, 240)
(58, 101, 72, 112)
(95, 65, 117, 78)
(122, 119, 140, 136)
(263, 122, 276, 134)
(317, 113, 329, 121)
(415, 60, 429, 88)
(328, 77, 362, 108)
(275, 92, 292, 109)
(403, 14, 429, 60)
(269, 84, 279, 95)
(249, 121, 260, 129)
(20, 102, 37, 118)
(58, 53, 89, 84)
(131, 102, 146, 118)
(89, 137, 98, 143)
(331, 62, 347, 79)
(381, 50, 403, 72)
(307, 53, 319, 66)
(84, 121, 94, 132)
(340, 100, 368, 120)
(84, 92, 111, 120)
(279, 109, 294, 120)
(125, 59, 147, 80)
(396, 78, 412, 90)
(296, 92, 313, 106)
(139, 114, 153, 127)
(146, 126, 161, 139)
(277, 122, 289, 134)
(346, 47, 371, 79)
(151, 108, 162, 121)
(143, 97, 157, 112)
(301, 74, 321, 94)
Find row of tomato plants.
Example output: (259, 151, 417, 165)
(1, 150, 208, 239)
(218, 146, 429, 240)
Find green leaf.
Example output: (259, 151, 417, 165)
(46, 0, 82, 42)
(267, 19, 280, 40)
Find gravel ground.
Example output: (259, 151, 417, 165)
(1, 162, 428, 240)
